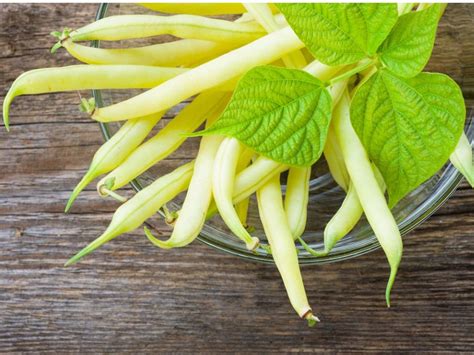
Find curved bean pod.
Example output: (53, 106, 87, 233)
(90, 27, 304, 122)
(257, 174, 318, 325)
(97, 91, 230, 195)
(61, 38, 238, 67)
(68, 15, 265, 43)
(65, 161, 194, 266)
(324, 183, 362, 251)
(143, 101, 226, 249)
(333, 91, 402, 307)
(65, 112, 164, 212)
(2, 65, 186, 130)
(212, 137, 259, 250)
(450, 132, 474, 187)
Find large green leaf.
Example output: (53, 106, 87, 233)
(379, 4, 442, 78)
(277, 3, 398, 66)
(200, 66, 332, 167)
(350, 69, 465, 206)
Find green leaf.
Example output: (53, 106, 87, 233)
(351, 69, 465, 207)
(201, 66, 332, 167)
(379, 4, 442, 78)
(277, 3, 398, 66)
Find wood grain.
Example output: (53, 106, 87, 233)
(0, 3, 473, 353)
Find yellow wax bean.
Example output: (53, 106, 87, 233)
(324, 183, 362, 251)
(257, 174, 319, 325)
(69, 15, 265, 43)
(65, 161, 194, 266)
(90, 27, 304, 122)
(212, 137, 259, 250)
(2, 65, 186, 130)
(62, 38, 238, 67)
(333, 91, 402, 307)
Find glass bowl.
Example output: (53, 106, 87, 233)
(93, 3, 474, 264)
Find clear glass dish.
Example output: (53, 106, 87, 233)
(93, 3, 474, 264)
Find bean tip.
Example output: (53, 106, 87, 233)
(385, 292, 391, 308)
(65, 169, 98, 213)
(65, 227, 118, 268)
(64, 256, 78, 267)
(304, 311, 320, 327)
(385, 265, 399, 308)
(3, 99, 11, 132)
(65, 247, 91, 266)
(144, 226, 173, 249)
(50, 28, 72, 54)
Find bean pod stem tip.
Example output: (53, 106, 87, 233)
(50, 28, 72, 54)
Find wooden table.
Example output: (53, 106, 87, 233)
(1, 4, 473, 353)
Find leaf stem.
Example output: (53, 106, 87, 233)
(328, 59, 375, 86)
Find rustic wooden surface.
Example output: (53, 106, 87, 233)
(1, 3, 473, 353)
